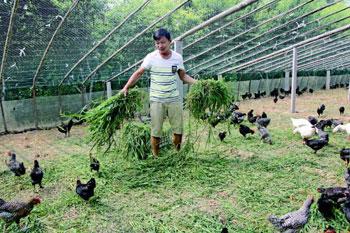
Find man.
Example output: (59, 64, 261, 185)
(121, 28, 196, 157)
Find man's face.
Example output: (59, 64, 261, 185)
(155, 36, 171, 53)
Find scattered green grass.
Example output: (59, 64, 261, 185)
(1, 89, 350, 232)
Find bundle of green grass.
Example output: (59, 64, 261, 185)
(120, 122, 151, 160)
(186, 79, 232, 123)
(83, 89, 143, 152)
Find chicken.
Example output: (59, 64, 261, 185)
(342, 199, 350, 223)
(345, 168, 350, 188)
(221, 227, 228, 233)
(317, 187, 350, 202)
(303, 138, 328, 154)
(90, 155, 100, 172)
(293, 126, 315, 139)
(315, 128, 329, 144)
(228, 103, 239, 112)
(239, 124, 254, 138)
(0, 197, 41, 231)
(218, 132, 226, 142)
(268, 196, 314, 233)
(5, 151, 25, 176)
(309, 89, 314, 94)
(339, 106, 345, 115)
(317, 194, 336, 220)
(230, 112, 245, 125)
(279, 95, 285, 99)
(273, 96, 278, 103)
(30, 160, 44, 189)
(257, 125, 272, 144)
(76, 178, 96, 201)
(333, 123, 350, 139)
(317, 104, 325, 117)
(57, 119, 74, 137)
(256, 117, 270, 128)
(330, 119, 342, 127)
(340, 148, 350, 166)
(208, 116, 221, 128)
(315, 120, 332, 131)
(261, 112, 267, 118)
(291, 118, 312, 129)
(307, 116, 317, 125)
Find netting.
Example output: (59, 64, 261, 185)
(0, 0, 349, 133)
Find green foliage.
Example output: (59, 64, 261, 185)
(186, 79, 232, 120)
(84, 88, 143, 152)
(120, 122, 151, 160)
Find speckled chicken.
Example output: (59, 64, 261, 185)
(257, 117, 271, 128)
(230, 112, 245, 125)
(5, 151, 25, 176)
(239, 124, 254, 138)
(345, 168, 350, 188)
(57, 118, 74, 137)
(76, 178, 96, 201)
(268, 196, 314, 233)
(30, 160, 44, 189)
(0, 197, 41, 231)
(257, 125, 272, 144)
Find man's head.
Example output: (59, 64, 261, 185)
(153, 28, 171, 54)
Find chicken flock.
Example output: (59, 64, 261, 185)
(2, 89, 350, 232)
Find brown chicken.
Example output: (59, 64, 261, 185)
(0, 197, 41, 231)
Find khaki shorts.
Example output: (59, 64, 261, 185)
(150, 101, 183, 137)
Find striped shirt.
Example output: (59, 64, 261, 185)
(141, 50, 185, 103)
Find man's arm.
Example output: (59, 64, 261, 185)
(178, 69, 197, 84)
(121, 67, 145, 95)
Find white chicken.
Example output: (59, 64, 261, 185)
(333, 123, 350, 139)
(291, 118, 312, 129)
(293, 125, 315, 139)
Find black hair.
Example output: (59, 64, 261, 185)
(153, 28, 171, 41)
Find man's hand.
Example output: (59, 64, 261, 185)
(120, 87, 128, 96)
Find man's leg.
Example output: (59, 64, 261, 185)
(150, 102, 164, 157)
(168, 102, 183, 151)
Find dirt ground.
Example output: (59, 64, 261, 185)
(0, 88, 349, 164)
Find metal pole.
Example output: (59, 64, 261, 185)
(106, 81, 112, 98)
(291, 47, 298, 113)
(218, 74, 223, 81)
(326, 70, 331, 90)
(174, 40, 184, 103)
(284, 70, 290, 91)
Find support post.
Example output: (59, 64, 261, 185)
(174, 40, 184, 103)
(326, 70, 331, 90)
(106, 81, 112, 98)
(284, 70, 290, 91)
(81, 85, 87, 107)
(218, 74, 223, 81)
(291, 47, 298, 113)
(32, 87, 39, 128)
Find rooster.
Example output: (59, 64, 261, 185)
(30, 160, 44, 190)
(76, 178, 96, 201)
(268, 196, 314, 233)
(5, 151, 25, 176)
(89, 154, 100, 172)
(57, 119, 74, 137)
(0, 197, 41, 231)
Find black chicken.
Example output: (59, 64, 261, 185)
(339, 106, 345, 115)
(57, 119, 74, 137)
(30, 160, 44, 189)
(307, 116, 318, 125)
(303, 138, 328, 154)
(317, 104, 326, 117)
(239, 124, 254, 138)
(342, 199, 350, 223)
(317, 187, 350, 202)
(218, 132, 227, 142)
(76, 178, 96, 201)
(309, 88, 314, 93)
(247, 110, 258, 124)
(330, 119, 343, 127)
(340, 148, 350, 166)
(221, 227, 228, 233)
(317, 194, 336, 220)
(261, 112, 267, 118)
(278, 95, 285, 99)
(90, 154, 100, 172)
(273, 96, 278, 103)
(5, 151, 26, 176)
